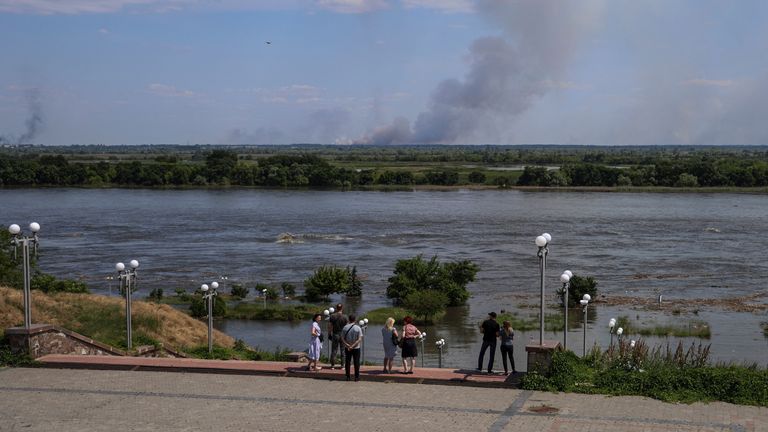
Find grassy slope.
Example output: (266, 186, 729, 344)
(0, 286, 234, 351)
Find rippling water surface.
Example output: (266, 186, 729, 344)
(1, 188, 766, 367)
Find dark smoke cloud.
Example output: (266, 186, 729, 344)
(0, 88, 44, 145)
(352, 116, 411, 145)
(351, 0, 604, 144)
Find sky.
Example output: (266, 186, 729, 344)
(1, 0, 768, 146)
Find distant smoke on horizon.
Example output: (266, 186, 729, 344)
(0, 88, 44, 145)
(351, 0, 605, 145)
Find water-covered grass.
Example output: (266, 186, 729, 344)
(496, 312, 564, 332)
(617, 316, 711, 339)
(226, 302, 328, 322)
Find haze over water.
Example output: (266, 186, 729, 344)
(1, 188, 766, 367)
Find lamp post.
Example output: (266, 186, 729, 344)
(535, 232, 551, 345)
(201, 281, 219, 354)
(323, 307, 335, 360)
(8, 222, 40, 332)
(358, 318, 369, 364)
(435, 338, 445, 368)
(559, 270, 573, 350)
(580, 293, 590, 357)
(608, 318, 617, 347)
(616, 327, 623, 344)
(115, 259, 139, 349)
(262, 288, 267, 309)
(418, 332, 427, 367)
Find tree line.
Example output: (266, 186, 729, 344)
(2, 149, 767, 188)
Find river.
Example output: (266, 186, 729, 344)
(1, 188, 766, 368)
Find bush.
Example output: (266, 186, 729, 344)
(32, 273, 89, 294)
(147, 288, 163, 301)
(230, 284, 249, 299)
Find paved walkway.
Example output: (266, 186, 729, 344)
(35, 354, 517, 387)
(0, 367, 765, 431)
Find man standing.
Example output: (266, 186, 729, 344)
(342, 314, 363, 382)
(477, 312, 500, 374)
(327, 303, 345, 369)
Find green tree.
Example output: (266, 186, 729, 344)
(347, 266, 363, 297)
(468, 171, 486, 184)
(386, 255, 478, 306)
(281, 282, 296, 298)
(304, 266, 351, 301)
(403, 290, 448, 324)
(205, 150, 238, 182)
(675, 173, 699, 188)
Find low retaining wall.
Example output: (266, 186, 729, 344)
(4, 324, 185, 358)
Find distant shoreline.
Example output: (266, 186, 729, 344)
(2, 185, 768, 194)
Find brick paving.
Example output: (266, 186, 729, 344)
(0, 365, 765, 431)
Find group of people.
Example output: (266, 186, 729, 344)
(307, 305, 515, 381)
(306, 303, 424, 381)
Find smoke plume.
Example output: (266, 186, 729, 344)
(0, 88, 44, 145)
(352, 0, 604, 144)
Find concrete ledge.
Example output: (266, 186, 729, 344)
(37, 355, 521, 388)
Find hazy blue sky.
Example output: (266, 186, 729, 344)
(2, 0, 768, 145)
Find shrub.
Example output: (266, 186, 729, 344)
(230, 284, 249, 299)
(468, 171, 486, 183)
(147, 288, 164, 301)
(32, 273, 89, 294)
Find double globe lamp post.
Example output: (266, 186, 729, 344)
(323, 307, 336, 360)
(8, 222, 41, 332)
(535, 233, 552, 346)
(559, 270, 573, 350)
(579, 293, 591, 356)
(435, 338, 446, 368)
(200, 281, 219, 354)
(115, 260, 139, 349)
(358, 318, 369, 364)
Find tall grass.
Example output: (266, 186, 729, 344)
(617, 315, 711, 339)
(522, 340, 768, 406)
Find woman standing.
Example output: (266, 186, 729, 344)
(381, 317, 399, 373)
(499, 320, 516, 375)
(400, 316, 421, 374)
(307, 313, 323, 371)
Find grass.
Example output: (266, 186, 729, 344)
(226, 302, 328, 322)
(496, 312, 564, 332)
(186, 341, 291, 361)
(617, 316, 711, 339)
(0, 286, 234, 352)
(522, 341, 768, 406)
(362, 306, 446, 325)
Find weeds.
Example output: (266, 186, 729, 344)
(522, 340, 767, 406)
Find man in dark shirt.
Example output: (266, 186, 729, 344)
(477, 312, 500, 374)
(327, 304, 345, 369)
